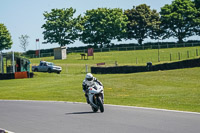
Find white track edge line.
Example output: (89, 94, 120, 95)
(0, 99, 200, 115)
(0, 128, 15, 133)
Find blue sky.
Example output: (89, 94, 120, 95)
(0, 0, 183, 52)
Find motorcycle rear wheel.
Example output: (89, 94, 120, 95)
(92, 106, 98, 112)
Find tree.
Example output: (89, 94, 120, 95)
(42, 7, 81, 47)
(80, 8, 127, 47)
(19, 35, 29, 52)
(194, 0, 200, 9)
(160, 0, 199, 43)
(194, 0, 200, 36)
(124, 4, 161, 45)
(0, 23, 13, 51)
(147, 9, 163, 41)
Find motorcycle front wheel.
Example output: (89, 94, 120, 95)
(97, 97, 104, 113)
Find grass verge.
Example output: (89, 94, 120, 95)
(0, 67, 200, 112)
(0, 47, 200, 112)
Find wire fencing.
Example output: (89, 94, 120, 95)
(26, 42, 200, 58)
(67, 42, 200, 53)
(130, 48, 200, 65)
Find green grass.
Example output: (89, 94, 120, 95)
(0, 46, 200, 112)
(30, 46, 200, 74)
(103, 68, 200, 112)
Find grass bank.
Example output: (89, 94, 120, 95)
(0, 47, 200, 112)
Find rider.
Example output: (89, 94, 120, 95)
(82, 73, 104, 104)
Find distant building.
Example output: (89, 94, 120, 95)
(54, 46, 67, 60)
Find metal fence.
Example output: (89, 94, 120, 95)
(26, 42, 200, 58)
(67, 42, 200, 53)
(132, 48, 200, 65)
(28, 52, 54, 58)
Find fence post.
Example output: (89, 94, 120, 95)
(12, 51, 15, 73)
(187, 51, 189, 58)
(115, 61, 118, 66)
(196, 49, 198, 56)
(86, 64, 88, 73)
(136, 57, 138, 64)
(178, 52, 181, 60)
(199, 49, 200, 57)
(158, 45, 160, 62)
(170, 53, 172, 61)
(0, 52, 4, 74)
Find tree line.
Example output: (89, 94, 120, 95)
(1, 0, 200, 51)
(42, 0, 200, 48)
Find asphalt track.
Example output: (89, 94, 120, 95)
(0, 100, 200, 133)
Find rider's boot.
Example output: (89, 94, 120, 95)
(85, 93, 90, 104)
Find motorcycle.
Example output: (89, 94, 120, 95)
(87, 82, 104, 113)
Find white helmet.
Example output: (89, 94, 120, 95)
(86, 73, 93, 81)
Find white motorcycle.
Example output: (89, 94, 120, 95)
(87, 82, 104, 113)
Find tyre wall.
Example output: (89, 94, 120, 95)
(0, 72, 34, 80)
(91, 58, 200, 74)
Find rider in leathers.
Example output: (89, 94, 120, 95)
(82, 73, 104, 104)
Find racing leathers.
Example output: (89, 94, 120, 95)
(82, 77, 104, 104)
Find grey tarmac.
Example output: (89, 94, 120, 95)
(0, 100, 200, 133)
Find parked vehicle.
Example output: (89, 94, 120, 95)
(32, 61, 62, 74)
(87, 81, 104, 113)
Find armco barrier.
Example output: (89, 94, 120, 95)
(0, 72, 34, 80)
(91, 58, 200, 74)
